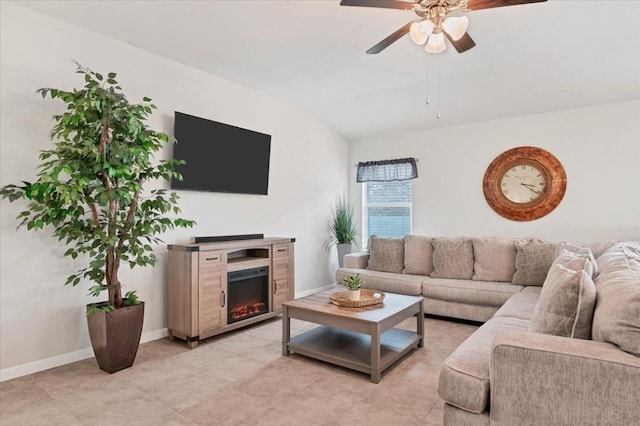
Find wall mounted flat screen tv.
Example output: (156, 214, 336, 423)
(171, 112, 271, 195)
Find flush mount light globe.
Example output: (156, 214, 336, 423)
(425, 31, 446, 53)
(442, 15, 468, 41)
(409, 20, 434, 45)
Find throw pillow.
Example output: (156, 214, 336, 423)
(552, 248, 595, 277)
(512, 240, 557, 286)
(555, 241, 598, 276)
(431, 237, 474, 280)
(591, 242, 640, 356)
(584, 240, 618, 260)
(367, 236, 404, 273)
(471, 237, 520, 282)
(403, 235, 434, 276)
(528, 263, 596, 339)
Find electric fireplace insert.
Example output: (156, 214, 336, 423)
(227, 266, 269, 324)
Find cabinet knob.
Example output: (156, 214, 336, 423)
(206, 256, 219, 261)
(221, 291, 226, 307)
(277, 248, 286, 252)
(273, 279, 278, 294)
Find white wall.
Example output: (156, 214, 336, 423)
(350, 100, 640, 245)
(0, 3, 348, 379)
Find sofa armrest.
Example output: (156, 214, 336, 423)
(343, 251, 369, 269)
(491, 331, 640, 426)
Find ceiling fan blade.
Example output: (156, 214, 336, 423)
(339, 0, 415, 10)
(464, 0, 547, 11)
(366, 22, 412, 54)
(444, 31, 476, 53)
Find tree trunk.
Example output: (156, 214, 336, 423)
(106, 248, 122, 308)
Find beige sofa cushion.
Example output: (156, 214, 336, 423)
(367, 236, 404, 273)
(553, 248, 595, 277)
(438, 316, 529, 414)
(403, 234, 433, 275)
(585, 240, 618, 259)
(423, 298, 500, 323)
(472, 237, 519, 282)
(512, 240, 557, 286)
(422, 277, 522, 307)
(592, 242, 640, 356)
(555, 242, 597, 276)
(431, 237, 474, 279)
(493, 287, 541, 321)
(528, 264, 596, 339)
(343, 252, 369, 269)
(335, 268, 423, 296)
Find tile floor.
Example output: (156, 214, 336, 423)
(0, 316, 477, 426)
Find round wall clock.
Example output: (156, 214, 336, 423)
(483, 146, 566, 221)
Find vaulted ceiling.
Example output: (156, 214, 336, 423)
(19, 0, 640, 140)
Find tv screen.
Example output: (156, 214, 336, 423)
(171, 112, 271, 195)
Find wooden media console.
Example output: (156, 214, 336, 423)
(167, 237, 295, 348)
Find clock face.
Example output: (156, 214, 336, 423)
(500, 164, 546, 204)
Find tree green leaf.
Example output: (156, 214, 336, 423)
(0, 61, 194, 310)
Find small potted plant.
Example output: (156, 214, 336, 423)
(343, 273, 362, 301)
(327, 195, 358, 267)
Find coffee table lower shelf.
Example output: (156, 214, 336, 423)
(287, 326, 420, 380)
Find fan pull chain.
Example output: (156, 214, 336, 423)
(425, 64, 441, 119)
(425, 63, 430, 105)
(436, 66, 441, 119)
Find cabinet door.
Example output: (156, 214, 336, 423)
(272, 243, 294, 311)
(198, 251, 226, 335)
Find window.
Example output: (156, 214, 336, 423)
(356, 157, 417, 249)
(362, 180, 412, 249)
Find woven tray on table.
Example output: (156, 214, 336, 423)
(329, 289, 385, 308)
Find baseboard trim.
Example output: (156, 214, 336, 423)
(295, 283, 336, 299)
(0, 328, 168, 382)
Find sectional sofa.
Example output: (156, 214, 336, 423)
(335, 236, 640, 425)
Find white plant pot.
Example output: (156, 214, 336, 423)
(337, 243, 353, 268)
(347, 289, 361, 301)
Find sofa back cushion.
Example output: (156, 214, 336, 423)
(512, 240, 557, 286)
(472, 237, 520, 282)
(431, 237, 474, 280)
(403, 234, 434, 275)
(584, 240, 618, 259)
(592, 242, 640, 356)
(528, 263, 596, 339)
(553, 247, 596, 278)
(555, 242, 598, 276)
(367, 235, 404, 273)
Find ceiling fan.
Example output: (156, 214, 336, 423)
(339, 0, 547, 54)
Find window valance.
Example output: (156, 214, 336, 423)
(356, 157, 418, 182)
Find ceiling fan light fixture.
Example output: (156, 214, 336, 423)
(442, 16, 468, 41)
(409, 20, 434, 45)
(409, 22, 427, 45)
(425, 31, 446, 53)
(341, 0, 548, 55)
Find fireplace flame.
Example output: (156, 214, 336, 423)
(230, 301, 267, 320)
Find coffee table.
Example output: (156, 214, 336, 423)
(282, 288, 424, 383)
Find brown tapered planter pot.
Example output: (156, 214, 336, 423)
(87, 302, 144, 373)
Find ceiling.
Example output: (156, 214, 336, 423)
(17, 0, 640, 141)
